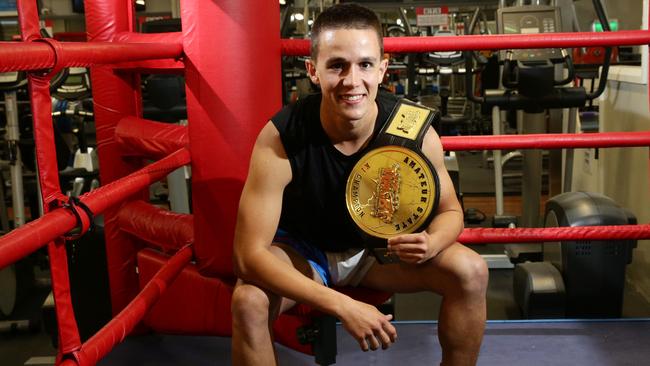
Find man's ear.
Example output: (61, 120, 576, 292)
(379, 56, 389, 79)
(305, 59, 320, 85)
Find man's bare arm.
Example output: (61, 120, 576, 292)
(387, 127, 464, 263)
(233, 122, 347, 313)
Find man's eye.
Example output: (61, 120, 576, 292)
(361, 62, 372, 68)
(329, 63, 343, 70)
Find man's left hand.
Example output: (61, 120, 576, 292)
(386, 232, 437, 264)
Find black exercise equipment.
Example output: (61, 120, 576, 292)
(514, 192, 637, 318)
(140, 19, 187, 123)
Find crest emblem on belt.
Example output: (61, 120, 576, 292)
(347, 146, 438, 239)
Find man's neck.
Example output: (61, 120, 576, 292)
(320, 103, 378, 156)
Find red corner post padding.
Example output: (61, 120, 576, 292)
(115, 116, 188, 159)
(180, 0, 282, 279)
(84, 0, 150, 317)
(117, 201, 193, 254)
(136, 248, 234, 335)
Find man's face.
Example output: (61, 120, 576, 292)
(307, 28, 387, 123)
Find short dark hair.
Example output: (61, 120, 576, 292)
(310, 3, 383, 61)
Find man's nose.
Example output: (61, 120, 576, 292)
(342, 66, 361, 87)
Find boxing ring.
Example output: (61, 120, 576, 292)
(97, 319, 650, 365)
(1, 0, 650, 365)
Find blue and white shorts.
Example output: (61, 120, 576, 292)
(273, 229, 376, 287)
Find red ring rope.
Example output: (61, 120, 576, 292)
(0, 148, 190, 270)
(108, 122, 650, 158)
(442, 131, 650, 151)
(281, 30, 650, 56)
(60, 246, 193, 366)
(0, 41, 182, 73)
(460, 225, 650, 244)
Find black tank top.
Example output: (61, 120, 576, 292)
(271, 89, 400, 252)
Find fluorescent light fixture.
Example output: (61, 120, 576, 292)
(280, 0, 286, 4)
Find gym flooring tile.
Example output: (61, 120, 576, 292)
(95, 319, 650, 365)
(0, 330, 56, 366)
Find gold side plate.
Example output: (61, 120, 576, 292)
(384, 103, 431, 141)
(346, 145, 438, 239)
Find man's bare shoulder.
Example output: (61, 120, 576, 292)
(422, 126, 444, 165)
(256, 121, 282, 145)
(247, 121, 291, 187)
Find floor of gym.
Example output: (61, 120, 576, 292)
(3, 151, 650, 365)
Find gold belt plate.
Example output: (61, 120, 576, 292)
(346, 145, 438, 239)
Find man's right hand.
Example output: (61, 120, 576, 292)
(338, 297, 397, 351)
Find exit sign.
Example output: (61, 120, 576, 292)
(416, 7, 449, 27)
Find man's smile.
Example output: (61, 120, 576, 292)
(339, 93, 366, 104)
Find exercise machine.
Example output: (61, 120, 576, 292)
(0, 71, 27, 229)
(469, 1, 632, 318)
(466, 1, 606, 250)
(0, 71, 49, 333)
(514, 192, 637, 318)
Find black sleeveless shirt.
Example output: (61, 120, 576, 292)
(271, 89, 400, 252)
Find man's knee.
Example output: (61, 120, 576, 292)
(439, 245, 489, 296)
(231, 283, 275, 326)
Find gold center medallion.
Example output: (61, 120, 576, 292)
(346, 145, 438, 239)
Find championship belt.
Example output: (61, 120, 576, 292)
(345, 98, 440, 264)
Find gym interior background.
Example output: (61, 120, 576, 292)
(1, 0, 649, 365)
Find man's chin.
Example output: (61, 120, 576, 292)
(337, 107, 367, 121)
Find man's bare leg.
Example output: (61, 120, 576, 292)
(435, 247, 487, 365)
(360, 242, 488, 366)
(231, 279, 286, 366)
(231, 244, 322, 366)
